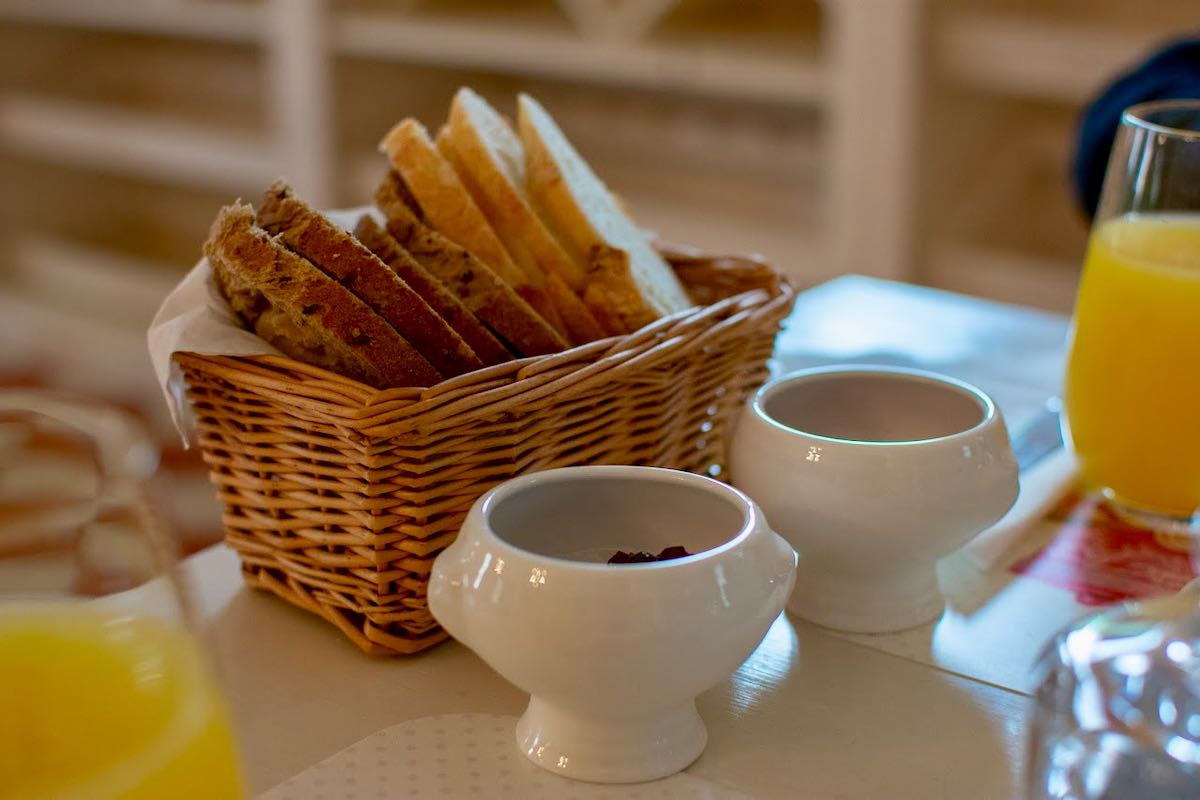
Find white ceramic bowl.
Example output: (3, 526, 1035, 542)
(729, 366, 1019, 633)
(427, 465, 796, 784)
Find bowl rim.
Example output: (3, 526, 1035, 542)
(473, 465, 761, 572)
(750, 364, 999, 447)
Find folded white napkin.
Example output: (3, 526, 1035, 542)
(146, 256, 278, 442)
(960, 446, 1079, 570)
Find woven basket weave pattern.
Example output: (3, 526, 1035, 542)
(176, 252, 795, 655)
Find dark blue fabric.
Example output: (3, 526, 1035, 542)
(1074, 37, 1200, 221)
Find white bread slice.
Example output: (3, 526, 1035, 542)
(438, 89, 610, 341)
(378, 117, 568, 338)
(517, 93, 694, 332)
(444, 88, 586, 291)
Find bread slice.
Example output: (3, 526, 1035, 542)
(436, 131, 609, 345)
(353, 214, 512, 367)
(517, 93, 694, 332)
(438, 126, 609, 344)
(436, 91, 611, 341)
(375, 172, 569, 358)
(256, 180, 484, 378)
(544, 268, 610, 342)
(205, 203, 442, 388)
(379, 118, 568, 338)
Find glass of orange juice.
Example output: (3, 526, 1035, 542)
(1064, 99, 1200, 533)
(0, 390, 246, 798)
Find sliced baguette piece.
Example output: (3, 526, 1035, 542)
(379, 118, 568, 338)
(256, 180, 484, 378)
(353, 214, 512, 367)
(375, 171, 568, 358)
(517, 93, 694, 332)
(435, 98, 611, 342)
(205, 203, 442, 388)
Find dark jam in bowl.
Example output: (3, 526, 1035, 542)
(607, 546, 692, 565)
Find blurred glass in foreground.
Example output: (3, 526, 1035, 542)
(0, 390, 245, 799)
(1026, 579, 1200, 799)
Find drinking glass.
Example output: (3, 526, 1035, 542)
(1063, 99, 1200, 533)
(0, 390, 246, 798)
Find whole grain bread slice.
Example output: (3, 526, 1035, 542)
(353, 214, 512, 366)
(205, 202, 442, 389)
(517, 93, 694, 332)
(375, 171, 568, 358)
(256, 180, 484, 378)
(435, 92, 610, 342)
(379, 118, 568, 338)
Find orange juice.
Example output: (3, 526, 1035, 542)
(1064, 213, 1200, 517)
(0, 607, 245, 799)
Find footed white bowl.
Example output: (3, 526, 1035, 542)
(730, 366, 1019, 633)
(428, 465, 796, 784)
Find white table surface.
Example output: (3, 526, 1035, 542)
(182, 275, 1075, 799)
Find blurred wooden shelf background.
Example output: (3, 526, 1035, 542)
(923, 0, 1196, 311)
(0, 0, 1194, 431)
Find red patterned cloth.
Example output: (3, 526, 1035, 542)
(1011, 492, 1198, 606)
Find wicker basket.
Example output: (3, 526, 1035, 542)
(174, 248, 795, 655)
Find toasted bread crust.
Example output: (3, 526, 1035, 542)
(544, 270, 610, 342)
(376, 172, 569, 358)
(584, 243, 661, 332)
(379, 118, 568, 338)
(256, 181, 484, 379)
(353, 214, 513, 366)
(205, 203, 442, 388)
